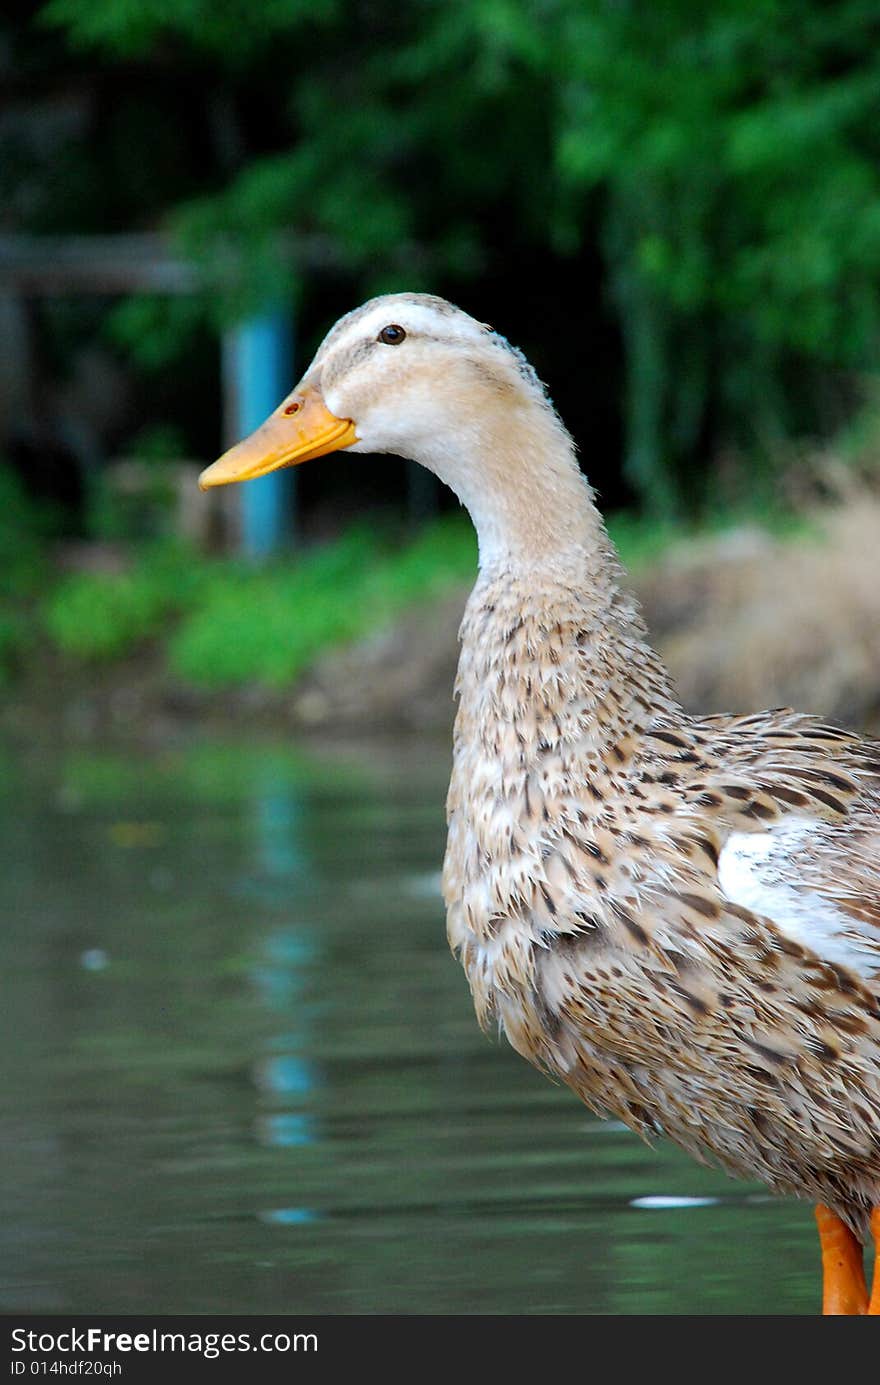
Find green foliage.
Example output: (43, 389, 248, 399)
(38, 518, 476, 683)
(83, 427, 189, 543)
(605, 512, 684, 574)
(168, 527, 381, 687)
(0, 609, 30, 684)
(29, 505, 829, 692)
(0, 465, 55, 680)
(28, 0, 880, 514)
(0, 465, 52, 595)
(37, 507, 722, 689)
(127, 425, 187, 462)
(107, 296, 212, 371)
(41, 0, 339, 61)
(551, 1, 880, 511)
(168, 517, 477, 688)
(86, 467, 182, 544)
(364, 515, 479, 603)
(42, 541, 208, 660)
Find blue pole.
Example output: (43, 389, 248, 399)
(223, 311, 295, 559)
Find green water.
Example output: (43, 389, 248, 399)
(0, 734, 819, 1314)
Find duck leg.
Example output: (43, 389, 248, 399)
(868, 1208, 880, 1315)
(815, 1205, 868, 1314)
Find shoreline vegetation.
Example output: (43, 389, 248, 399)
(4, 465, 880, 743)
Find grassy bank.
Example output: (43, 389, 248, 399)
(37, 517, 478, 690)
(1, 443, 875, 718)
(3, 493, 696, 694)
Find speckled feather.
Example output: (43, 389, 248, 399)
(444, 560, 880, 1237)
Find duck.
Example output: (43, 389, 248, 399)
(199, 292, 880, 1314)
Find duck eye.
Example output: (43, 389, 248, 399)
(378, 324, 406, 346)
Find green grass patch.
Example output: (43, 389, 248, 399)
(606, 511, 685, 571)
(168, 517, 477, 689)
(33, 502, 819, 692)
(168, 526, 382, 687)
(38, 516, 479, 687)
(43, 541, 211, 660)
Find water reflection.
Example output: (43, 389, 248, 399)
(244, 775, 322, 1225)
(0, 735, 819, 1314)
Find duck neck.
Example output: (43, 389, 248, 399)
(438, 406, 681, 728)
(418, 401, 611, 572)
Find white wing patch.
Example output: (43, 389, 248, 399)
(717, 817, 880, 979)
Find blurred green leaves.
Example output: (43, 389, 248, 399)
(168, 516, 478, 687)
(36, 507, 720, 687)
(549, 0, 880, 509)
(43, 540, 209, 660)
(0, 466, 56, 681)
(40, 518, 478, 685)
(29, 0, 880, 512)
(0, 466, 52, 596)
(41, 0, 340, 62)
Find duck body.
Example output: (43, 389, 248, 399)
(199, 291, 880, 1307)
(447, 551, 880, 1239)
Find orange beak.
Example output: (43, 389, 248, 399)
(199, 385, 358, 490)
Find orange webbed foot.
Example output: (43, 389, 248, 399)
(815, 1204, 868, 1315)
(868, 1207, 880, 1316)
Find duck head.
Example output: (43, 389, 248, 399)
(199, 292, 593, 566)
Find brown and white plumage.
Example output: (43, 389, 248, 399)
(200, 292, 880, 1308)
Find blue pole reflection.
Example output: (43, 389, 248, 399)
(247, 780, 322, 1227)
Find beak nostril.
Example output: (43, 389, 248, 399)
(283, 400, 302, 416)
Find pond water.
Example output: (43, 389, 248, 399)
(0, 732, 821, 1315)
